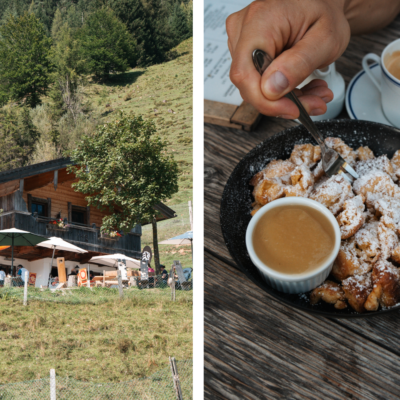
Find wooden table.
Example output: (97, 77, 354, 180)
(204, 15, 400, 399)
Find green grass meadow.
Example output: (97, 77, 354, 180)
(0, 288, 192, 384)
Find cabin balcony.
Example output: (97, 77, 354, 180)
(0, 210, 142, 259)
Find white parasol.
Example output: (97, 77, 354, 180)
(89, 253, 141, 269)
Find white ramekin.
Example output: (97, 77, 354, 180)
(246, 197, 341, 294)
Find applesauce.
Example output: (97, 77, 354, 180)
(252, 205, 335, 274)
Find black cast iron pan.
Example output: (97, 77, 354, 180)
(220, 119, 400, 318)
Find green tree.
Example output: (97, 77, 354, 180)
(0, 106, 39, 171)
(50, 18, 86, 120)
(109, 0, 172, 67)
(0, 13, 53, 108)
(78, 8, 135, 80)
(169, 2, 191, 44)
(68, 113, 179, 272)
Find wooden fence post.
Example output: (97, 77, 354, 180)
(117, 270, 124, 299)
(170, 266, 175, 302)
(103, 270, 105, 287)
(50, 369, 56, 400)
(169, 357, 183, 400)
(4, 277, 11, 287)
(23, 271, 28, 306)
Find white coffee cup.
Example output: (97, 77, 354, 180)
(362, 38, 400, 128)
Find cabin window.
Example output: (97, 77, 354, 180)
(71, 206, 87, 225)
(28, 195, 51, 218)
(31, 201, 48, 217)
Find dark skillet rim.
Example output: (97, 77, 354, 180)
(220, 119, 400, 318)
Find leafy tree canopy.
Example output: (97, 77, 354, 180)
(0, 106, 39, 170)
(0, 12, 53, 108)
(68, 113, 179, 233)
(77, 8, 135, 80)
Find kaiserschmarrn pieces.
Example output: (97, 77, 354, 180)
(336, 195, 365, 239)
(342, 273, 373, 313)
(250, 159, 296, 187)
(364, 260, 400, 311)
(373, 196, 400, 234)
(331, 237, 373, 281)
(284, 165, 314, 197)
(325, 137, 357, 166)
(353, 170, 400, 202)
(377, 222, 399, 260)
(310, 281, 347, 309)
(249, 138, 400, 312)
(252, 177, 286, 206)
(289, 144, 321, 167)
(309, 175, 354, 215)
(357, 146, 375, 161)
(354, 221, 381, 265)
(355, 155, 397, 181)
(391, 150, 400, 179)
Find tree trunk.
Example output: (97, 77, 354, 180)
(152, 216, 161, 274)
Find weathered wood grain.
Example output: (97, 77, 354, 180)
(204, 14, 400, 399)
(205, 253, 400, 400)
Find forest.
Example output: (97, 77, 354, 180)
(0, 0, 192, 171)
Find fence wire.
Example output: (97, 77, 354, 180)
(0, 360, 192, 400)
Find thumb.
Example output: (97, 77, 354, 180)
(260, 22, 345, 100)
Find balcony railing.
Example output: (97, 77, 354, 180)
(0, 211, 141, 259)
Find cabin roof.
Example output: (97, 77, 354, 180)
(0, 158, 176, 223)
(0, 158, 73, 183)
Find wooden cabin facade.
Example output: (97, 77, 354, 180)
(0, 158, 176, 286)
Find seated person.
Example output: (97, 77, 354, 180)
(148, 265, 155, 286)
(68, 266, 79, 277)
(161, 265, 168, 284)
(0, 269, 5, 283)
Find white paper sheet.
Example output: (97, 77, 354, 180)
(204, 0, 251, 105)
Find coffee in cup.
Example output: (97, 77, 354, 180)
(362, 38, 400, 128)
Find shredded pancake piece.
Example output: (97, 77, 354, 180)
(252, 177, 286, 207)
(391, 150, 400, 180)
(364, 259, 400, 311)
(342, 273, 373, 313)
(354, 221, 381, 265)
(250, 159, 296, 187)
(310, 281, 347, 309)
(353, 170, 400, 206)
(373, 196, 400, 234)
(309, 175, 354, 215)
(289, 144, 321, 168)
(284, 165, 314, 197)
(332, 237, 373, 281)
(357, 146, 375, 161)
(336, 195, 365, 239)
(325, 137, 357, 166)
(355, 155, 397, 181)
(377, 222, 399, 260)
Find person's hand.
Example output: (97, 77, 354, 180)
(226, 0, 351, 118)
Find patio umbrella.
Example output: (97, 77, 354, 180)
(37, 237, 88, 276)
(159, 231, 193, 256)
(0, 228, 49, 275)
(89, 253, 141, 269)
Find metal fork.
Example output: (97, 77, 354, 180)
(252, 49, 359, 183)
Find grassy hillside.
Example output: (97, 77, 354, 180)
(81, 38, 194, 269)
(86, 38, 193, 206)
(0, 291, 192, 383)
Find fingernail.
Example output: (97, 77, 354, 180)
(310, 108, 324, 116)
(321, 97, 331, 103)
(264, 71, 289, 94)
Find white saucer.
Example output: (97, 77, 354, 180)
(345, 63, 392, 126)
